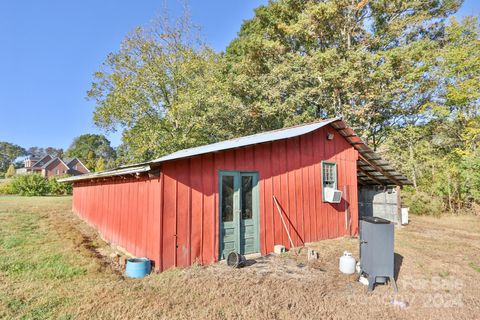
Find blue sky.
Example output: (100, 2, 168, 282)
(0, 0, 478, 151)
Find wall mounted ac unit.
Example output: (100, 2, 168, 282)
(324, 187, 342, 203)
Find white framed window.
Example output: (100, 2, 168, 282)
(56, 169, 60, 175)
(321, 161, 337, 201)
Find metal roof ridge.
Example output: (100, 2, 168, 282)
(152, 117, 341, 163)
(58, 164, 151, 182)
(60, 118, 343, 183)
(31, 154, 53, 168)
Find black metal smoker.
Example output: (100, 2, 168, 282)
(359, 216, 398, 292)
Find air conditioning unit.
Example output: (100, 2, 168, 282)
(324, 187, 342, 203)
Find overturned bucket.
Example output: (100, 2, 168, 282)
(125, 258, 151, 278)
(227, 252, 246, 268)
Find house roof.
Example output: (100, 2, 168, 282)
(41, 157, 69, 170)
(31, 154, 53, 168)
(59, 118, 411, 186)
(63, 158, 74, 165)
(64, 157, 90, 172)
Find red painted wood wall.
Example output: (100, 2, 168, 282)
(72, 125, 359, 271)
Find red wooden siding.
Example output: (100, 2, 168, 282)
(72, 177, 162, 268)
(71, 125, 359, 272)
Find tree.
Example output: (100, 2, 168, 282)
(95, 157, 105, 172)
(0, 142, 26, 172)
(26, 146, 64, 158)
(88, 10, 249, 163)
(224, 0, 462, 149)
(65, 134, 115, 170)
(5, 164, 16, 178)
(86, 151, 96, 171)
(435, 17, 480, 120)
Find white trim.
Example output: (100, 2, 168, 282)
(58, 165, 151, 182)
(68, 158, 90, 173)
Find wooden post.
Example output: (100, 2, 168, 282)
(396, 185, 402, 228)
(273, 196, 295, 250)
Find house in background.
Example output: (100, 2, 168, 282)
(16, 155, 89, 177)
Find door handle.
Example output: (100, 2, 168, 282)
(360, 240, 368, 244)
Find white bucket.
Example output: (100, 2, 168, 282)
(401, 207, 409, 225)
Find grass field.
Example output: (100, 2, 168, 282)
(0, 196, 479, 319)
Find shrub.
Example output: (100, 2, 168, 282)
(10, 174, 50, 196)
(403, 190, 444, 216)
(48, 176, 72, 195)
(5, 164, 16, 178)
(0, 180, 15, 195)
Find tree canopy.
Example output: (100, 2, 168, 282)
(88, 1, 480, 213)
(225, 0, 462, 148)
(65, 134, 115, 170)
(381, 16, 480, 213)
(0, 141, 26, 172)
(88, 13, 248, 163)
(27, 146, 64, 159)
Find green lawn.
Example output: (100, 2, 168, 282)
(0, 196, 95, 319)
(1, 196, 479, 320)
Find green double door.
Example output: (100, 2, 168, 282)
(219, 171, 259, 259)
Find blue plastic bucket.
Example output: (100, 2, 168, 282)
(125, 258, 151, 278)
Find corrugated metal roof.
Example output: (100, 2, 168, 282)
(329, 120, 411, 186)
(60, 117, 411, 186)
(152, 118, 340, 164)
(58, 164, 151, 182)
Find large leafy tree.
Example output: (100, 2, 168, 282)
(88, 13, 248, 162)
(225, 0, 462, 149)
(65, 134, 115, 170)
(27, 146, 64, 158)
(381, 17, 480, 213)
(0, 141, 26, 172)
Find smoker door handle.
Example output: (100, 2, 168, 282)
(360, 240, 368, 244)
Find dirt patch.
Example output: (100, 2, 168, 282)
(1, 196, 479, 319)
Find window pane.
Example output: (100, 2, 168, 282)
(241, 176, 253, 220)
(323, 163, 336, 187)
(221, 176, 234, 222)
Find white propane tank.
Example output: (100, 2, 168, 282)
(339, 251, 356, 274)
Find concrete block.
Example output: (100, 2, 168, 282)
(307, 248, 319, 261)
(274, 245, 286, 254)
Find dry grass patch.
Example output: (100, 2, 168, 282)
(0, 196, 479, 319)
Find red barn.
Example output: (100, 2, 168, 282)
(61, 118, 409, 271)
